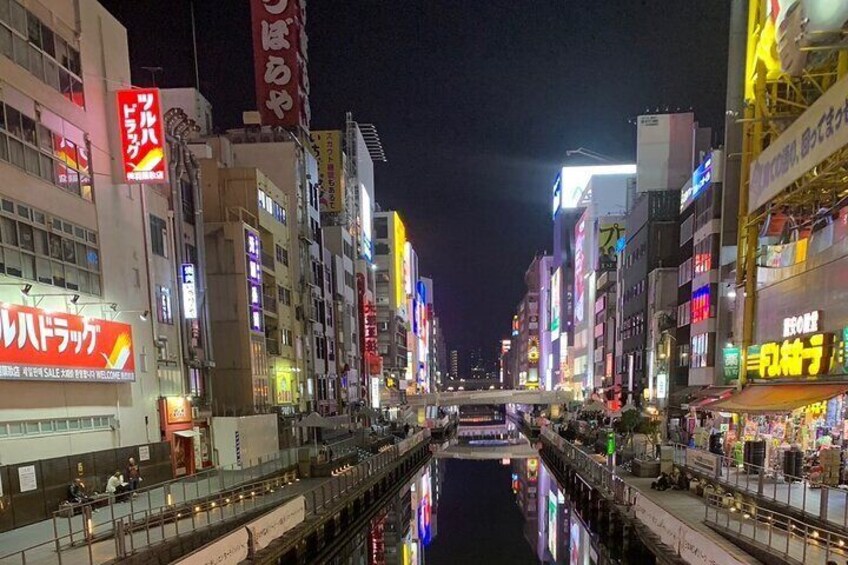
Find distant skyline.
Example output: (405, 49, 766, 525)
(100, 0, 731, 353)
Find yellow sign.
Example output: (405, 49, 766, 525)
(747, 333, 834, 379)
(393, 213, 406, 309)
(273, 359, 297, 405)
(309, 130, 345, 213)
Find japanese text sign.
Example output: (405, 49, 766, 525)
(747, 333, 834, 379)
(181, 263, 198, 320)
(309, 131, 345, 213)
(116, 88, 168, 184)
(245, 228, 264, 333)
(250, 0, 310, 129)
(0, 303, 135, 382)
(749, 71, 848, 213)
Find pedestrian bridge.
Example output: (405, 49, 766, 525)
(407, 388, 572, 407)
(433, 442, 539, 460)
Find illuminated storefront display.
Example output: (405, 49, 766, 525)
(273, 359, 296, 406)
(180, 263, 198, 319)
(245, 228, 264, 333)
(116, 88, 167, 184)
(550, 267, 561, 341)
(747, 333, 834, 379)
(0, 303, 135, 382)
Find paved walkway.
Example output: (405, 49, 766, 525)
(622, 473, 761, 564)
(675, 447, 848, 530)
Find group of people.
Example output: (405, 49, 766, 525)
(66, 457, 142, 505)
(650, 467, 690, 492)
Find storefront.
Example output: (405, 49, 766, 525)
(712, 307, 848, 482)
(158, 396, 212, 476)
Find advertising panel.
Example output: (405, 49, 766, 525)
(273, 359, 296, 405)
(0, 303, 135, 382)
(245, 228, 264, 333)
(559, 164, 636, 209)
(360, 185, 373, 261)
(249, 0, 310, 129)
(573, 213, 587, 324)
(596, 219, 625, 272)
(309, 131, 345, 213)
(749, 71, 848, 213)
(247, 495, 306, 552)
(116, 88, 167, 184)
(550, 267, 561, 342)
(394, 214, 406, 310)
(180, 263, 198, 320)
(165, 397, 192, 425)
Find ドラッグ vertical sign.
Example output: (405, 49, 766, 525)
(116, 89, 168, 184)
(250, 0, 310, 129)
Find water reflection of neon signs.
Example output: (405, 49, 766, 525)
(527, 458, 539, 482)
(548, 490, 557, 561)
(417, 469, 432, 547)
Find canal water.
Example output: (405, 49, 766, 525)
(327, 453, 622, 564)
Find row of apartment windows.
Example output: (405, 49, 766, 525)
(622, 279, 646, 303)
(0, 0, 85, 108)
(0, 415, 111, 439)
(258, 189, 286, 225)
(691, 332, 714, 369)
(622, 240, 647, 270)
(0, 101, 93, 200)
(0, 197, 101, 294)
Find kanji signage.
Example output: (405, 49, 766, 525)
(116, 88, 167, 184)
(309, 131, 345, 213)
(245, 229, 264, 333)
(0, 303, 135, 382)
(249, 0, 310, 129)
(180, 263, 198, 320)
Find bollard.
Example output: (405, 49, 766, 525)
(114, 518, 126, 558)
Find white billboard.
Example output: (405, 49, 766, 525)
(558, 165, 636, 209)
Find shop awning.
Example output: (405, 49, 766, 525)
(709, 383, 848, 414)
(668, 385, 706, 408)
(173, 430, 199, 438)
(688, 387, 736, 410)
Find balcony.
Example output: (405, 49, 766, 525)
(266, 337, 281, 356)
(261, 252, 275, 271)
(263, 294, 278, 313)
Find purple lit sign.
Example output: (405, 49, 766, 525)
(245, 228, 264, 333)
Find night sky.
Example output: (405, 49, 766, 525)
(100, 1, 731, 355)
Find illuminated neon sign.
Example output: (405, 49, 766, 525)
(116, 88, 167, 184)
(747, 333, 834, 379)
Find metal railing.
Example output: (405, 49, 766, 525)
(672, 443, 848, 530)
(541, 428, 636, 506)
(0, 432, 426, 565)
(704, 491, 848, 564)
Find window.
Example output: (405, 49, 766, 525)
(375, 242, 390, 255)
(258, 189, 286, 225)
(278, 285, 291, 306)
(149, 215, 167, 257)
(157, 285, 173, 324)
(0, 102, 92, 199)
(0, 2, 84, 108)
(275, 244, 288, 266)
(0, 415, 111, 439)
(282, 328, 293, 347)
(0, 197, 100, 294)
(315, 336, 326, 360)
(181, 180, 195, 224)
(375, 217, 388, 239)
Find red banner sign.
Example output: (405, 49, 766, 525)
(116, 88, 168, 184)
(250, 0, 310, 129)
(0, 304, 135, 382)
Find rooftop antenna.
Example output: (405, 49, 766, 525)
(564, 147, 616, 163)
(190, 0, 200, 90)
(141, 66, 163, 87)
